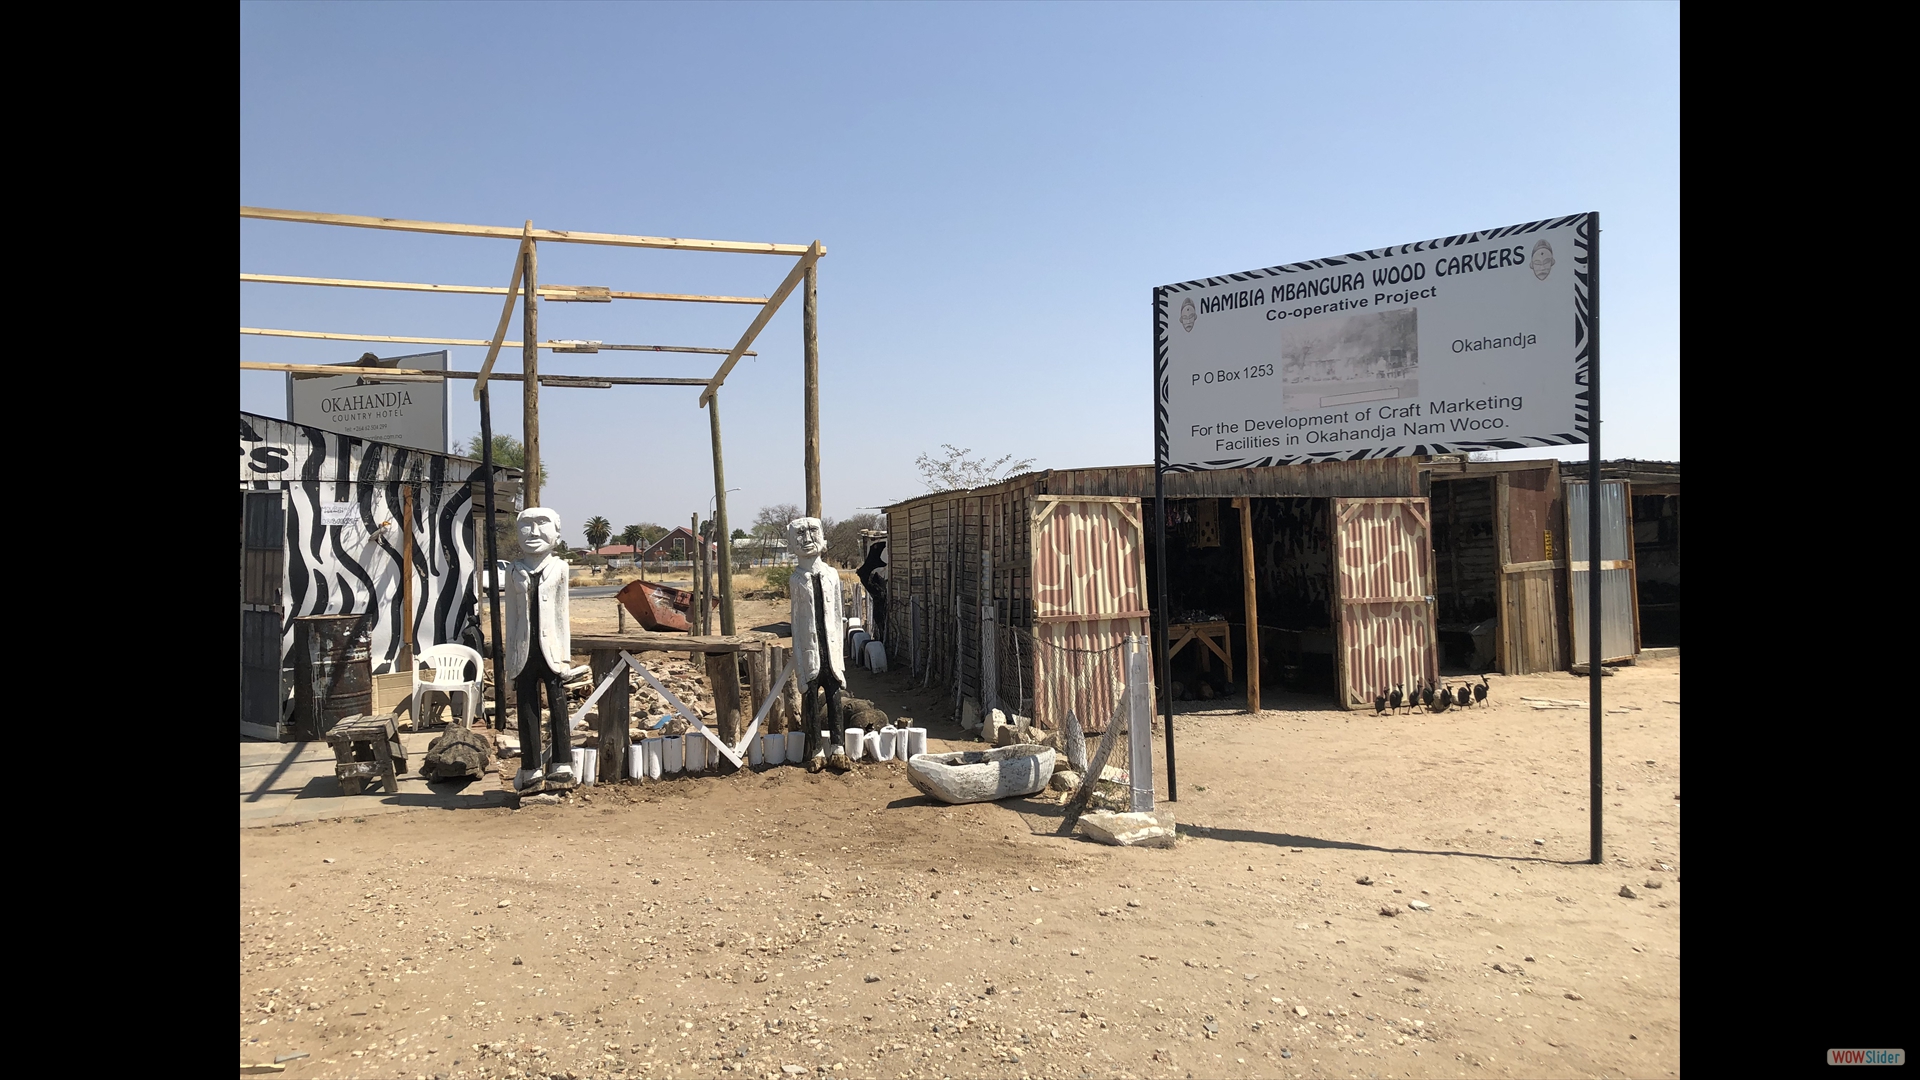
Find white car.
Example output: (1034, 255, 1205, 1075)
(480, 559, 511, 591)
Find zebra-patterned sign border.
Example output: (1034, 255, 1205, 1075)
(1154, 212, 1593, 470)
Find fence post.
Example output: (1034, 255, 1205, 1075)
(1127, 635, 1154, 813)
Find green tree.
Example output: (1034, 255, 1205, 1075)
(583, 516, 612, 552)
(635, 523, 668, 546)
(464, 433, 550, 487)
(620, 524, 644, 550)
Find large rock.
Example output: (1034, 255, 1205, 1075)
(421, 726, 493, 781)
(1077, 809, 1177, 848)
(906, 745, 1055, 804)
(1049, 770, 1081, 793)
(843, 696, 889, 732)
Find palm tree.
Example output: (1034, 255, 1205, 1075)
(620, 524, 644, 552)
(583, 516, 612, 552)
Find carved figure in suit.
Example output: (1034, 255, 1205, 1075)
(505, 507, 573, 791)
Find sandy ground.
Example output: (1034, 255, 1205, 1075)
(241, 619, 1680, 1080)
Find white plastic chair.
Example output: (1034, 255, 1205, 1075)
(412, 643, 483, 728)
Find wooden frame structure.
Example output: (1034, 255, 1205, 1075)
(239, 205, 829, 638)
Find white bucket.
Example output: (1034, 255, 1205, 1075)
(662, 736, 684, 774)
(862, 731, 881, 762)
(786, 731, 807, 763)
(577, 748, 598, 785)
(903, 727, 928, 758)
(765, 731, 787, 765)
(685, 735, 708, 773)
(748, 732, 766, 766)
(865, 640, 887, 672)
(851, 630, 872, 665)
(876, 725, 898, 761)
(843, 727, 865, 761)
(644, 739, 664, 779)
(628, 744, 647, 780)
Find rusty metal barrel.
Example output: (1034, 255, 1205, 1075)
(293, 614, 372, 740)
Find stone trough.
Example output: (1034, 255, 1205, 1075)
(905, 745, 1056, 804)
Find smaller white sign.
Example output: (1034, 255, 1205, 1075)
(321, 502, 358, 527)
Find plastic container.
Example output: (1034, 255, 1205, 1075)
(843, 727, 865, 761)
(765, 731, 787, 765)
(876, 725, 898, 761)
(685, 734, 708, 773)
(748, 731, 766, 766)
(786, 731, 807, 763)
(662, 735, 684, 774)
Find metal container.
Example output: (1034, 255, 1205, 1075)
(292, 614, 372, 741)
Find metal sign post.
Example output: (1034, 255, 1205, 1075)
(1587, 215, 1603, 865)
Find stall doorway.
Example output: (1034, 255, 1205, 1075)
(1632, 492, 1680, 647)
(1430, 477, 1500, 673)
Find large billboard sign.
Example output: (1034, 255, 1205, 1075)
(1154, 213, 1592, 470)
(287, 351, 449, 454)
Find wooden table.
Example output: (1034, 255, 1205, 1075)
(1164, 621, 1232, 684)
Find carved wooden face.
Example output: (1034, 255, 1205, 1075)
(518, 513, 559, 557)
(786, 517, 826, 558)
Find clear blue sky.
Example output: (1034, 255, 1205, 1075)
(240, 2, 1678, 539)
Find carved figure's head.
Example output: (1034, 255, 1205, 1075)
(786, 517, 827, 559)
(517, 507, 561, 558)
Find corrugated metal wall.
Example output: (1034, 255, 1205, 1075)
(1031, 497, 1152, 733)
(1565, 480, 1638, 664)
(1332, 498, 1438, 709)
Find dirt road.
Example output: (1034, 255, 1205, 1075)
(241, 654, 1679, 1080)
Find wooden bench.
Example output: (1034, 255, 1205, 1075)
(326, 713, 408, 795)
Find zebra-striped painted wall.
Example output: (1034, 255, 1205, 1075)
(240, 411, 513, 677)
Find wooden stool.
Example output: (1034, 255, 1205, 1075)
(326, 713, 408, 795)
(1164, 621, 1233, 683)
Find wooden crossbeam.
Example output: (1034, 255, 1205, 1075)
(700, 241, 822, 406)
(239, 327, 750, 356)
(240, 273, 768, 306)
(239, 362, 709, 387)
(242, 205, 817, 256)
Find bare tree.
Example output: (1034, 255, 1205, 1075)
(914, 444, 1035, 492)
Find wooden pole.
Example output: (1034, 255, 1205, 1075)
(708, 390, 737, 636)
(704, 652, 743, 753)
(479, 388, 509, 730)
(746, 645, 770, 735)
(803, 259, 821, 518)
(591, 649, 631, 782)
(401, 484, 416, 668)
(691, 513, 704, 636)
(521, 225, 541, 509)
(241, 204, 817, 256)
(1236, 497, 1261, 714)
